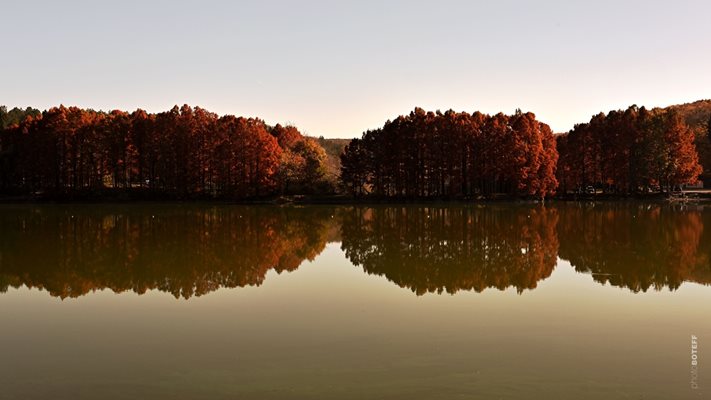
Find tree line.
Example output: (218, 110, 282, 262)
(0, 105, 331, 198)
(341, 106, 706, 199)
(556, 105, 702, 194)
(0, 106, 41, 130)
(340, 108, 559, 199)
(1, 103, 708, 200)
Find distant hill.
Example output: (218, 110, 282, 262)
(312, 136, 352, 185)
(662, 100, 711, 185)
(665, 99, 711, 133)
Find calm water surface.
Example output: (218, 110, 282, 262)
(0, 203, 709, 399)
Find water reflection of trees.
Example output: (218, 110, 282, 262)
(0, 206, 338, 298)
(1, 203, 710, 299)
(340, 206, 560, 295)
(557, 203, 711, 292)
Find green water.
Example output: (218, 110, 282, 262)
(0, 203, 709, 399)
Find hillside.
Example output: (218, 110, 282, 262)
(313, 136, 351, 185)
(665, 99, 711, 132)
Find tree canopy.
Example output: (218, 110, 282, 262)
(556, 106, 702, 194)
(1, 102, 707, 200)
(0, 105, 333, 199)
(340, 108, 558, 199)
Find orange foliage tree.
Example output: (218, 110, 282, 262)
(556, 105, 702, 194)
(340, 108, 558, 199)
(0, 105, 292, 199)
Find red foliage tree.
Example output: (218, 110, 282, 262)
(556, 105, 702, 194)
(0, 105, 298, 199)
(340, 108, 559, 199)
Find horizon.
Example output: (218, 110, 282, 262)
(2, 0, 710, 138)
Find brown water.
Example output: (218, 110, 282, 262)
(0, 203, 709, 399)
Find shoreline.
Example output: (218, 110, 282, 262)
(1, 191, 710, 205)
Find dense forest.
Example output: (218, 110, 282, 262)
(342, 104, 709, 199)
(665, 99, 711, 186)
(0, 105, 334, 199)
(340, 108, 559, 199)
(1, 101, 710, 200)
(556, 105, 702, 194)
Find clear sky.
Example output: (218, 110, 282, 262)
(2, 0, 710, 138)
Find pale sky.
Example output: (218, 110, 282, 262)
(2, 0, 710, 138)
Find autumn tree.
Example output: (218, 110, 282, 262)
(268, 124, 331, 195)
(0, 104, 323, 199)
(289, 138, 329, 193)
(129, 109, 155, 189)
(270, 124, 302, 148)
(339, 108, 558, 199)
(651, 111, 702, 188)
(556, 106, 702, 194)
(0, 106, 40, 130)
(212, 115, 282, 198)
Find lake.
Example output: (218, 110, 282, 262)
(0, 203, 709, 399)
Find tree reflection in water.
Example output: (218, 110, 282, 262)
(0, 203, 709, 298)
(340, 205, 559, 295)
(0, 205, 338, 298)
(557, 203, 711, 292)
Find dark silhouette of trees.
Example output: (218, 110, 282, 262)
(340, 138, 370, 196)
(340, 108, 558, 199)
(556, 106, 702, 194)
